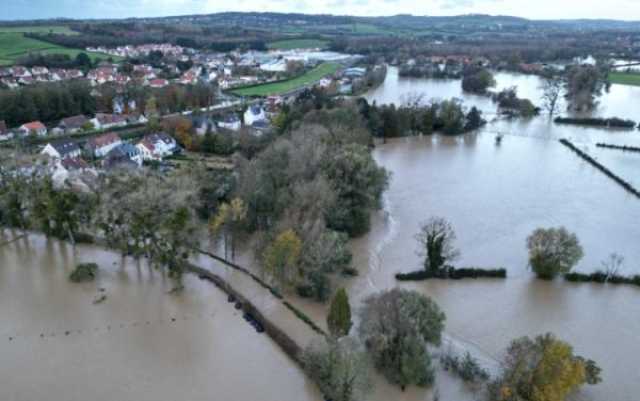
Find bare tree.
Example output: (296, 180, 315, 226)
(540, 75, 563, 117)
(601, 253, 624, 281)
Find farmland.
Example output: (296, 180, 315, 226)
(230, 62, 340, 97)
(267, 39, 329, 50)
(0, 25, 78, 35)
(609, 71, 640, 87)
(0, 32, 121, 65)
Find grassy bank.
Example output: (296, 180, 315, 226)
(608, 72, 640, 87)
(0, 32, 121, 65)
(230, 62, 340, 97)
(267, 39, 329, 50)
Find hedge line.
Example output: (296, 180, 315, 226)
(559, 139, 640, 199)
(554, 117, 637, 128)
(565, 271, 640, 287)
(396, 267, 507, 281)
(596, 143, 640, 153)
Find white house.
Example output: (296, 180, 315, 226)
(41, 139, 82, 159)
(136, 132, 178, 161)
(20, 121, 47, 137)
(217, 114, 241, 131)
(91, 113, 127, 130)
(85, 132, 122, 158)
(244, 105, 267, 126)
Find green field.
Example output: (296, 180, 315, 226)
(0, 25, 78, 35)
(609, 72, 640, 87)
(230, 62, 340, 97)
(267, 39, 329, 50)
(0, 32, 121, 66)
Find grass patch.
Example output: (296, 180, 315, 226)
(0, 32, 121, 65)
(267, 39, 329, 50)
(609, 72, 640, 87)
(0, 25, 78, 35)
(230, 62, 340, 97)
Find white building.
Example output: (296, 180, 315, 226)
(41, 140, 82, 159)
(217, 114, 241, 131)
(85, 132, 123, 158)
(244, 105, 267, 126)
(136, 132, 178, 161)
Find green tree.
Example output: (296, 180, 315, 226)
(488, 333, 602, 401)
(327, 288, 353, 338)
(358, 288, 445, 390)
(416, 217, 459, 272)
(302, 338, 372, 401)
(527, 227, 584, 279)
(209, 198, 247, 260)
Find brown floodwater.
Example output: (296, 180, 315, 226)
(0, 231, 320, 401)
(2, 67, 640, 401)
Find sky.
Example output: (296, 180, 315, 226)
(4, 0, 640, 21)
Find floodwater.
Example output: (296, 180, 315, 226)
(331, 68, 640, 401)
(2, 67, 640, 401)
(0, 231, 319, 401)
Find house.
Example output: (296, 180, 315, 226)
(125, 113, 148, 125)
(217, 114, 241, 131)
(343, 67, 366, 79)
(20, 121, 47, 137)
(85, 132, 122, 158)
(31, 66, 49, 76)
(41, 139, 82, 159)
(136, 132, 178, 161)
(192, 116, 217, 136)
(57, 115, 90, 134)
(148, 78, 169, 88)
(103, 143, 143, 168)
(91, 113, 127, 130)
(244, 105, 267, 126)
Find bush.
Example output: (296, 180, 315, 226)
(440, 352, 490, 383)
(396, 267, 506, 281)
(554, 117, 636, 128)
(565, 271, 640, 287)
(527, 227, 583, 279)
(69, 263, 98, 282)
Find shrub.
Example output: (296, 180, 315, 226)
(69, 263, 98, 282)
(440, 351, 490, 383)
(527, 227, 583, 279)
(396, 267, 506, 281)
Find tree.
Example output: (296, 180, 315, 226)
(328, 288, 353, 338)
(209, 198, 247, 260)
(565, 65, 603, 112)
(415, 217, 459, 272)
(487, 333, 602, 401)
(263, 229, 303, 288)
(465, 106, 485, 131)
(526, 227, 584, 279)
(302, 338, 372, 401)
(461, 67, 496, 94)
(359, 288, 445, 390)
(540, 75, 563, 117)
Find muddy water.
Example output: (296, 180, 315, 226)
(0, 231, 319, 401)
(332, 68, 640, 401)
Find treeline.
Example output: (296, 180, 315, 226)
(554, 117, 637, 128)
(0, 80, 96, 127)
(357, 97, 486, 137)
(14, 52, 95, 71)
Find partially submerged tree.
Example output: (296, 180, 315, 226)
(263, 229, 302, 289)
(416, 217, 460, 272)
(487, 333, 602, 401)
(209, 197, 247, 260)
(540, 74, 563, 117)
(358, 288, 445, 390)
(527, 227, 583, 279)
(302, 338, 373, 401)
(327, 288, 353, 338)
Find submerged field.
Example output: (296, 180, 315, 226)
(267, 39, 329, 50)
(0, 32, 120, 66)
(230, 62, 340, 97)
(608, 71, 640, 86)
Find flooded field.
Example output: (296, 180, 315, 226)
(0, 231, 319, 401)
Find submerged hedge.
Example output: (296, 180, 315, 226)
(596, 143, 640, 153)
(559, 139, 640, 199)
(565, 271, 640, 287)
(554, 117, 636, 128)
(69, 263, 98, 282)
(396, 267, 507, 281)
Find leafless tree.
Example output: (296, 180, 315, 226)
(540, 75, 563, 117)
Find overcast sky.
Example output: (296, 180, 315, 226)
(5, 0, 640, 21)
